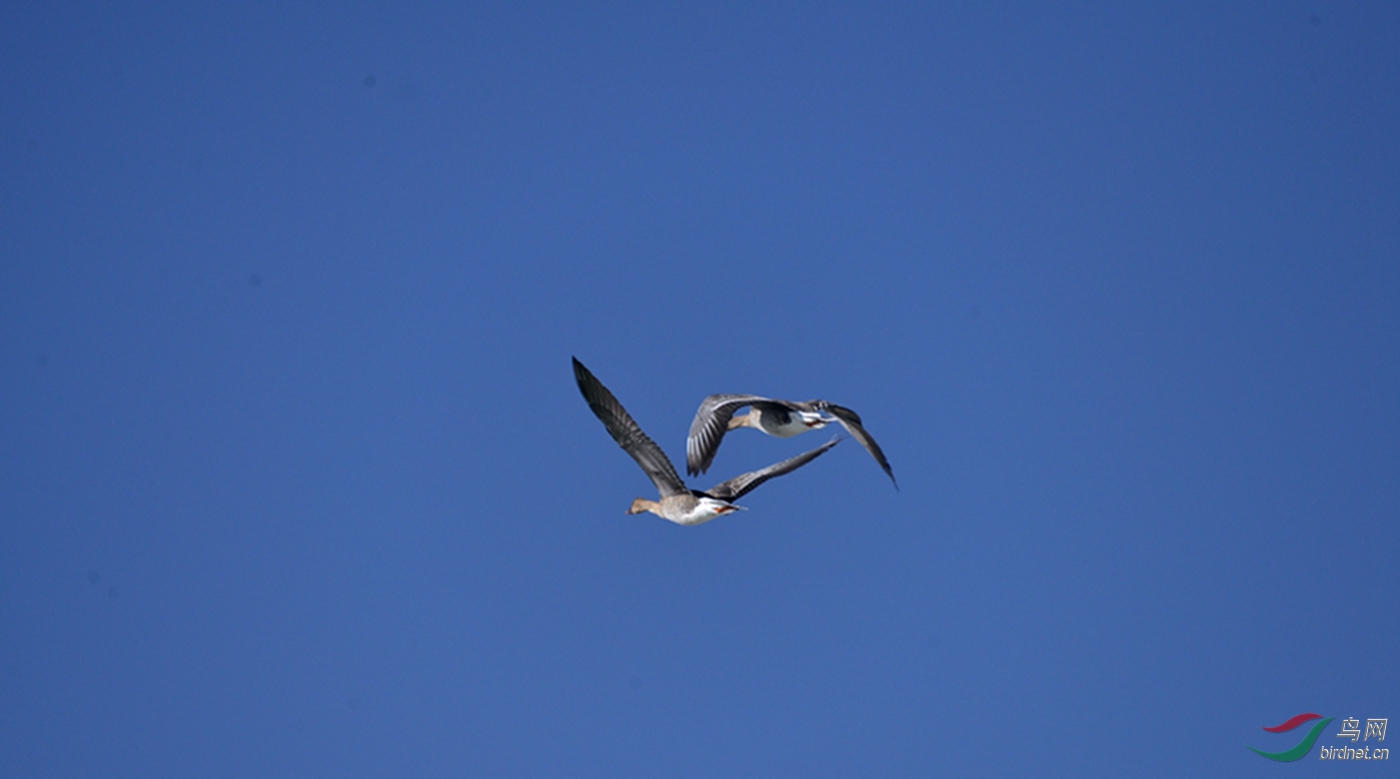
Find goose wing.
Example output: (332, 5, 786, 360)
(704, 436, 840, 502)
(816, 402, 897, 489)
(573, 357, 688, 498)
(686, 393, 786, 476)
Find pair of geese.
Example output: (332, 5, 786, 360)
(573, 357, 895, 526)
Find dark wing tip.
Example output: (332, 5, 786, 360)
(876, 452, 897, 489)
(874, 453, 898, 490)
(685, 432, 716, 477)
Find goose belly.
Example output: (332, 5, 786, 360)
(762, 409, 825, 438)
(665, 498, 741, 526)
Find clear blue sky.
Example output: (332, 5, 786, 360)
(2, 3, 1396, 776)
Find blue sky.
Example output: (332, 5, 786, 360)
(1, 3, 1396, 776)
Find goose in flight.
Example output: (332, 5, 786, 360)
(573, 357, 840, 525)
(687, 395, 896, 488)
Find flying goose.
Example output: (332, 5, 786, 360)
(687, 395, 896, 488)
(573, 357, 839, 525)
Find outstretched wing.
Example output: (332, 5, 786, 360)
(686, 394, 775, 476)
(818, 402, 897, 489)
(704, 436, 841, 502)
(573, 357, 687, 498)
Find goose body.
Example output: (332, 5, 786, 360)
(626, 495, 743, 526)
(573, 358, 839, 526)
(688, 394, 896, 488)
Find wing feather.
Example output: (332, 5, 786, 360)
(573, 358, 687, 497)
(686, 394, 774, 476)
(821, 403, 897, 489)
(704, 436, 840, 502)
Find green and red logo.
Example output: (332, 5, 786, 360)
(1249, 713, 1333, 761)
